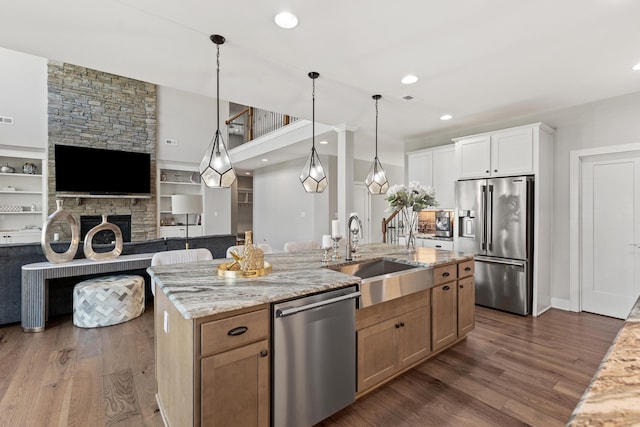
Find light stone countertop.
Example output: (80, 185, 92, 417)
(147, 243, 473, 320)
(567, 296, 640, 426)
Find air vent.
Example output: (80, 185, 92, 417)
(0, 116, 14, 125)
(402, 95, 414, 101)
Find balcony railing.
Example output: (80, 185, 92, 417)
(226, 105, 299, 148)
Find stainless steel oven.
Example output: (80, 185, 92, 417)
(272, 286, 360, 427)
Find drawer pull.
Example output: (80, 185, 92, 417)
(395, 323, 401, 328)
(260, 350, 268, 358)
(459, 284, 464, 289)
(400, 322, 405, 327)
(442, 272, 450, 277)
(227, 326, 248, 336)
(464, 266, 471, 272)
(435, 245, 442, 248)
(443, 285, 450, 291)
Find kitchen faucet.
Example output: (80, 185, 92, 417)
(346, 214, 361, 261)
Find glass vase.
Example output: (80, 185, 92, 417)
(402, 207, 418, 253)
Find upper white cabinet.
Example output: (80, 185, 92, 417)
(406, 145, 455, 208)
(453, 123, 551, 179)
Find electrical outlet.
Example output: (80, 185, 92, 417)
(164, 138, 178, 146)
(0, 116, 14, 125)
(300, 211, 306, 217)
(163, 310, 169, 333)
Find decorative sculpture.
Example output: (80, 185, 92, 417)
(41, 199, 79, 263)
(83, 214, 123, 261)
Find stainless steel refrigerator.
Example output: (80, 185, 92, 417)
(455, 176, 534, 315)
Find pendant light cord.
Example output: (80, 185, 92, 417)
(215, 43, 221, 154)
(375, 97, 379, 159)
(312, 77, 316, 150)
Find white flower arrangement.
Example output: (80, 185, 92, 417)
(385, 181, 438, 212)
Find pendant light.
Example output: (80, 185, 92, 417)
(199, 34, 237, 188)
(299, 71, 327, 193)
(365, 94, 389, 195)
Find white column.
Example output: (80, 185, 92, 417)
(334, 125, 356, 235)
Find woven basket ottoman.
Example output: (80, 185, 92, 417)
(73, 274, 145, 328)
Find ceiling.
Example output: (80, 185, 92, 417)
(1, 0, 639, 168)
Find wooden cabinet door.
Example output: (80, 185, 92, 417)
(201, 340, 269, 427)
(397, 306, 430, 367)
(357, 318, 398, 392)
(457, 276, 475, 336)
(490, 127, 533, 176)
(457, 136, 491, 179)
(431, 283, 458, 351)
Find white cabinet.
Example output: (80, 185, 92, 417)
(159, 225, 203, 238)
(0, 150, 47, 243)
(158, 164, 204, 239)
(454, 125, 535, 179)
(419, 238, 454, 251)
(406, 145, 455, 208)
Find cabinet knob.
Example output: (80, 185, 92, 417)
(464, 266, 471, 272)
(443, 285, 450, 291)
(395, 323, 401, 328)
(459, 284, 464, 289)
(485, 170, 489, 174)
(494, 169, 498, 172)
(400, 322, 405, 327)
(227, 326, 248, 336)
(442, 272, 450, 277)
(260, 350, 268, 358)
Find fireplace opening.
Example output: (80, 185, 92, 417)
(80, 215, 132, 244)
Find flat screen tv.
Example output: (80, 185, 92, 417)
(55, 145, 151, 195)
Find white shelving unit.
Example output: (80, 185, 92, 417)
(0, 150, 47, 243)
(158, 165, 204, 238)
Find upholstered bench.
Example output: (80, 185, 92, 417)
(72, 274, 145, 328)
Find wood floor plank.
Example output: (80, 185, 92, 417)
(0, 304, 623, 427)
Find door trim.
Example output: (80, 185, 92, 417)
(569, 142, 640, 312)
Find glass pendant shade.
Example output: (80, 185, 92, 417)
(365, 94, 389, 195)
(300, 71, 327, 193)
(199, 34, 236, 188)
(365, 156, 389, 194)
(299, 145, 327, 192)
(200, 130, 236, 187)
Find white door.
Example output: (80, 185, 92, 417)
(580, 152, 640, 318)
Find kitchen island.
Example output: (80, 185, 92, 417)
(148, 243, 474, 427)
(567, 296, 640, 426)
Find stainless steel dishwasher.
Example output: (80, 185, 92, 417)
(272, 285, 360, 427)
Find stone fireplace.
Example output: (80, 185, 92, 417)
(46, 63, 157, 241)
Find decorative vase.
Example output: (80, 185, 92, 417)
(41, 199, 79, 263)
(402, 206, 418, 253)
(83, 214, 123, 261)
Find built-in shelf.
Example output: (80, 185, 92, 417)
(0, 191, 42, 195)
(0, 211, 43, 215)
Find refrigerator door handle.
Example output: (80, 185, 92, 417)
(487, 185, 494, 251)
(481, 185, 487, 250)
(475, 255, 526, 268)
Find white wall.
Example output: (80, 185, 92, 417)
(253, 155, 332, 251)
(0, 48, 47, 150)
(405, 90, 640, 309)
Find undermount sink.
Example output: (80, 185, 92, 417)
(329, 259, 433, 308)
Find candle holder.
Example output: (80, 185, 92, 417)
(321, 246, 331, 263)
(331, 236, 342, 261)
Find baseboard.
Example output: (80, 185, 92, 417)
(551, 297, 573, 311)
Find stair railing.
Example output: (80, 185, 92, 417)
(382, 208, 403, 244)
(226, 106, 298, 146)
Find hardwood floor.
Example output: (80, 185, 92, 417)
(0, 304, 622, 427)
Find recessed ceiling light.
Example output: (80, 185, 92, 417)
(245, 171, 251, 175)
(633, 63, 640, 71)
(261, 158, 269, 162)
(440, 114, 453, 121)
(319, 140, 329, 145)
(401, 75, 418, 85)
(274, 12, 298, 29)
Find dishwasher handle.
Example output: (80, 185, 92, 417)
(275, 291, 361, 318)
